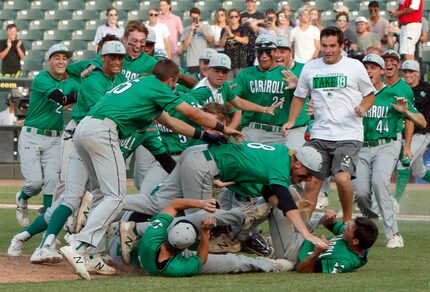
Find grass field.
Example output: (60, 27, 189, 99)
(0, 184, 429, 291)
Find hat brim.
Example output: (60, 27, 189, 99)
(210, 66, 231, 70)
(49, 50, 72, 59)
(309, 169, 325, 180)
(362, 60, 383, 68)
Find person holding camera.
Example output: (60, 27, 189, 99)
(335, 12, 358, 53)
(250, 9, 280, 38)
(180, 7, 214, 73)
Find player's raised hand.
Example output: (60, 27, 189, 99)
(282, 70, 298, 90)
(201, 198, 217, 213)
(281, 121, 294, 137)
(391, 96, 408, 113)
(80, 64, 96, 78)
(264, 99, 284, 115)
(322, 209, 337, 227)
(201, 216, 217, 231)
(313, 235, 329, 254)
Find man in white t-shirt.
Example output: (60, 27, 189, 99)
(282, 26, 375, 223)
(290, 7, 320, 63)
(146, 8, 171, 59)
(0, 96, 17, 126)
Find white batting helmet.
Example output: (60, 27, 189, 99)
(168, 221, 197, 250)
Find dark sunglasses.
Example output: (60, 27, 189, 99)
(108, 13, 118, 16)
(230, 15, 239, 19)
(149, 13, 158, 16)
(257, 49, 273, 56)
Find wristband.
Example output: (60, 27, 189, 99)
(214, 122, 224, 132)
(193, 128, 204, 139)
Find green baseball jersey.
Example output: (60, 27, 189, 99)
(24, 71, 80, 131)
(192, 72, 204, 82)
(389, 79, 415, 133)
(72, 69, 127, 123)
(175, 68, 192, 94)
(121, 125, 167, 159)
(88, 75, 183, 139)
(90, 52, 157, 80)
(67, 60, 91, 83)
(233, 65, 294, 128)
(209, 142, 291, 187)
(298, 222, 368, 273)
(192, 77, 236, 106)
(156, 92, 204, 154)
(363, 85, 418, 141)
(139, 213, 202, 277)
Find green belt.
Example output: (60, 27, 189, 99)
(363, 138, 396, 147)
(249, 122, 282, 133)
(202, 149, 213, 161)
(26, 126, 61, 137)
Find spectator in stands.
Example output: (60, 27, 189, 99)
(94, 7, 124, 52)
(240, 0, 264, 67)
(180, 7, 214, 74)
(290, 7, 320, 63)
(219, 9, 251, 80)
(280, 4, 295, 29)
(250, 9, 280, 38)
(368, 1, 389, 50)
(276, 10, 293, 39)
(159, 0, 183, 65)
(355, 17, 381, 52)
(309, 8, 323, 31)
(146, 8, 171, 59)
(0, 95, 17, 126)
(335, 12, 358, 52)
(389, 0, 423, 60)
(211, 8, 228, 53)
(0, 24, 26, 78)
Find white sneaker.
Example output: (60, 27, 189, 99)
(16, 192, 29, 227)
(316, 192, 329, 210)
(270, 259, 295, 272)
(7, 234, 25, 257)
(64, 233, 78, 245)
(86, 254, 116, 275)
(75, 191, 93, 233)
(30, 246, 63, 264)
(386, 234, 404, 248)
(60, 245, 91, 280)
(120, 221, 138, 264)
(242, 203, 272, 230)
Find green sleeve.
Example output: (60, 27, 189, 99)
(157, 90, 185, 113)
(331, 222, 346, 236)
(31, 72, 58, 98)
(80, 72, 107, 108)
(67, 60, 90, 79)
(232, 73, 244, 97)
(89, 52, 103, 69)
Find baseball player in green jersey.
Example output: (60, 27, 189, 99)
(282, 27, 376, 223)
(395, 60, 430, 206)
(296, 210, 378, 273)
(232, 34, 294, 144)
(353, 54, 425, 249)
(16, 44, 80, 227)
(60, 59, 243, 280)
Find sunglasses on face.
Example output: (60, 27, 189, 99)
(230, 15, 239, 19)
(109, 13, 118, 16)
(257, 49, 273, 56)
(337, 18, 347, 22)
(150, 13, 158, 16)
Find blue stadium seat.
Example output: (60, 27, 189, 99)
(58, 20, 85, 31)
(3, 0, 30, 10)
(18, 30, 43, 41)
(45, 10, 72, 21)
(278, 0, 301, 11)
(85, 0, 112, 11)
(72, 10, 99, 21)
(43, 30, 72, 41)
(195, 0, 222, 11)
(223, 1, 246, 11)
(85, 20, 106, 30)
(0, 10, 16, 21)
(30, 0, 57, 11)
(61, 40, 88, 51)
(257, 0, 278, 12)
(28, 20, 57, 31)
(31, 40, 57, 51)
(25, 50, 45, 62)
(72, 30, 97, 41)
(127, 11, 147, 22)
(3, 20, 28, 30)
(112, 0, 140, 11)
(17, 10, 45, 21)
(21, 59, 43, 76)
(72, 50, 96, 62)
(58, 1, 85, 10)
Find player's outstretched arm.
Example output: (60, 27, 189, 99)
(281, 96, 306, 136)
(296, 236, 329, 273)
(230, 96, 284, 116)
(197, 217, 216, 264)
(161, 198, 217, 218)
(391, 96, 427, 129)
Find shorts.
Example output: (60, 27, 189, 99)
(399, 22, 422, 55)
(305, 139, 362, 179)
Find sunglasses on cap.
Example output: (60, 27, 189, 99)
(382, 50, 400, 60)
(257, 49, 274, 56)
(255, 42, 276, 49)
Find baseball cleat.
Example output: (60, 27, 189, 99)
(30, 246, 63, 264)
(242, 202, 272, 230)
(119, 221, 138, 264)
(270, 259, 295, 272)
(75, 191, 93, 233)
(209, 233, 241, 253)
(86, 254, 116, 275)
(241, 231, 275, 258)
(60, 245, 91, 280)
(386, 234, 404, 248)
(16, 192, 30, 227)
(7, 234, 25, 257)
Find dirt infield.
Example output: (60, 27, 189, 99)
(0, 253, 139, 283)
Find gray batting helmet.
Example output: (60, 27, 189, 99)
(168, 221, 197, 249)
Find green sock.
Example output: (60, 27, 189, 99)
(43, 195, 53, 211)
(24, 214, 48, 236)
(421, 170, 430, 182)
(40, 205, 72, 246)
(395, 169, 411, 202)
(18, 191, 30, 202)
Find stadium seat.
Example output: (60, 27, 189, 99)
(342, 1, 360, 11)
(0, 10, 16, 21)
(195, 0, 221, 11)
(139, 0, 159, 10)
(58, 20, 85, 31)
(21, 59, 43, 76)
(25, 50, 45, 62)
(359, 1, 371, 11)
(58, 1, 85, 11)
(72, 10, 99, 21)
(31, 40, 57, 51)
(72, 50, 96, 62)
(99, 10, 127, 21)
(278, 0, 301, 11)
(30, 0, 58, 11)
(18, 30, 43, 41)
(223, 1, 246, 11)
(43, 30, 72, 41)
(44, 10, 72, 21)
(85, 0, 112, 11)
(85, 20, 106, 30)
(3, 20, 28, 30)
(171, 1, 195, 14)
(72, 30, 97, 41)
(112, 0, 140, 11)
(87, 42, 97, 51)
(358, 10, 371, 18)
(3, 0, 30, 10)
(257, 0, 278, 12)
(17, 10, 45, 21)
(127, 11, 147, 22)
(61, 40, 87, 51)
(28, 20, 56, 31)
